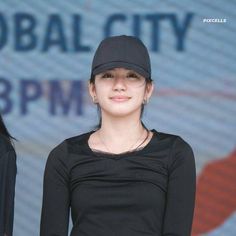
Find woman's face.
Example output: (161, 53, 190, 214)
(89, 67, 154, 118)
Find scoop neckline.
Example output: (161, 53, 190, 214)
(84, 129, 159, 158)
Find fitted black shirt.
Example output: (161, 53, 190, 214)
(40, 129, 196, 236)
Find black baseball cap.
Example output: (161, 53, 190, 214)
(91, 35, 151, 79)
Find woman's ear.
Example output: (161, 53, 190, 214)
(88, 81, 98, 104)
(88, 81, 96, 98)
(145, 82, 154, 100)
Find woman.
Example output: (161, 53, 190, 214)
(40, 35, 196, 236)
(0, 115, 17, 236)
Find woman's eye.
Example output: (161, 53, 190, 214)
(101, 73, 113, 78)
(127, 73, 140, 79)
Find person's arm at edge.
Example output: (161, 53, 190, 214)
(4, 149, 17, 236)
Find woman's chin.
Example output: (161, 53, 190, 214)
(102, 106, 141, 118)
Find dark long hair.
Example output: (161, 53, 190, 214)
(0, 115, 15, 143)
(89, 74, 153, 130)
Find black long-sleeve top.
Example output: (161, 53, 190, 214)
(0, 134, 16, 236)
(40, 129, 196, 236)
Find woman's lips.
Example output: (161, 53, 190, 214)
(110, 96, 131, 102)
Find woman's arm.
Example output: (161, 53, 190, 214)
(162, 137, 196, 236)
(2, 150, 17, 236)
(40, 141, 70, 236)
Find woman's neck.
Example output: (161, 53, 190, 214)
(99, 112, 145, 141)
(89, 110, 150, 154)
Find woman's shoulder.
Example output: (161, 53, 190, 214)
(65, 130, 94, 146)
(152, 129, 194, 163)
(152, 130, 195, 172)
(47, 130, 94, 160)
(153, 129, 192, 148)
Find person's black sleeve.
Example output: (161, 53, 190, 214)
(40, 141, 70, 236)
(0, 150, 17, 236)
(162, 137, 196, 236)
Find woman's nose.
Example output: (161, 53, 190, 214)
(112, 76, 127, 90)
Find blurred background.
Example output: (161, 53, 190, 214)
(0, 0, 235, 235)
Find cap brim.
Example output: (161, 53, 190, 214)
(92, 61, 150, 79)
